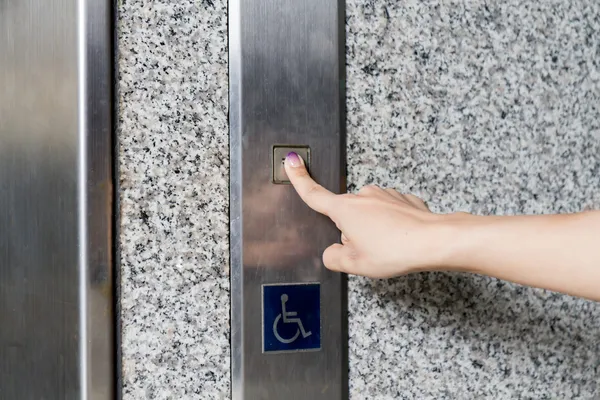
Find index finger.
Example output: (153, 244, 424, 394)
(284, 152, 337, 216)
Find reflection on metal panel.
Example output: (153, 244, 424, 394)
(229, 0, 348, 397)
(0, 1, 115, 398)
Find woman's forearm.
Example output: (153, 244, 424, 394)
(282, 154, 599, 300)
(445, 211, 600, 301)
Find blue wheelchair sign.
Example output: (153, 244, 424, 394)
(262, 283, 321, 353)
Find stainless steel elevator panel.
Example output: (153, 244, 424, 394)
(229, 0, 347, 398)
(0, 1, 114, 398)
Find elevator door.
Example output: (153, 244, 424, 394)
(0, 1, 115, 398)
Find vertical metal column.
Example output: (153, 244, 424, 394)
(0, 1, 115, 398)
(229, 0, 347, 398)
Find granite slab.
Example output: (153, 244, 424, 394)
(118, 0, 600, 398)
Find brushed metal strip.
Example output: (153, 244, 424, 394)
(229, 0, 243, 397)
(229, 0, 347, 397)
(0, 1, 115, 398)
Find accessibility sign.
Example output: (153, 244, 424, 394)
(262, 283, 321, 353)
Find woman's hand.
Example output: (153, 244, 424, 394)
(285, 151, 600, 301)
(284, 152, 455, 278)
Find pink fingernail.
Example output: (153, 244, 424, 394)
(286, 152, 302, 167)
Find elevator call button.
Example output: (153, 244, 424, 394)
(272, 145, 310, 184)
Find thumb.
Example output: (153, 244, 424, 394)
(323, 243, 356, 273)
(284, 152, 336, 216)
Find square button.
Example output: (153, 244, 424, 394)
(272, 145, 310, 184)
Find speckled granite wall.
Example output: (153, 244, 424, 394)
(118, 0, 600, 399)
(118, 1, 229, 397)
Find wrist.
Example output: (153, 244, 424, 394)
(429, 212, 486, 273)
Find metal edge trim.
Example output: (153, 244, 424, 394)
(77, 0, 90, 393)
(228, 0, 244, 397)
(338, 0, 349, 396)
(111, 0, 122, 398)
(80, 0, 117, 397)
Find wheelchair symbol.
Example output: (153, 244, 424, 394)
(273, 294, 312, 344)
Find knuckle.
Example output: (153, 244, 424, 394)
(294, 168, 310, 178)
(339, 193, 356, 201)
(385, 188, 401, 198)
(306, 183, 322, 197)
(341, 252, 359, 271)
(358, 185, 379, 195)
(407, 194, 427, 207)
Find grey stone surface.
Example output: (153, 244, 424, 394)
(118, 0, 600, 398)
(346, 1, 600, 398)
(118, 0, 229, 398)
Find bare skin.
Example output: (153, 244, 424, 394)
(284, 152, 600, 302)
